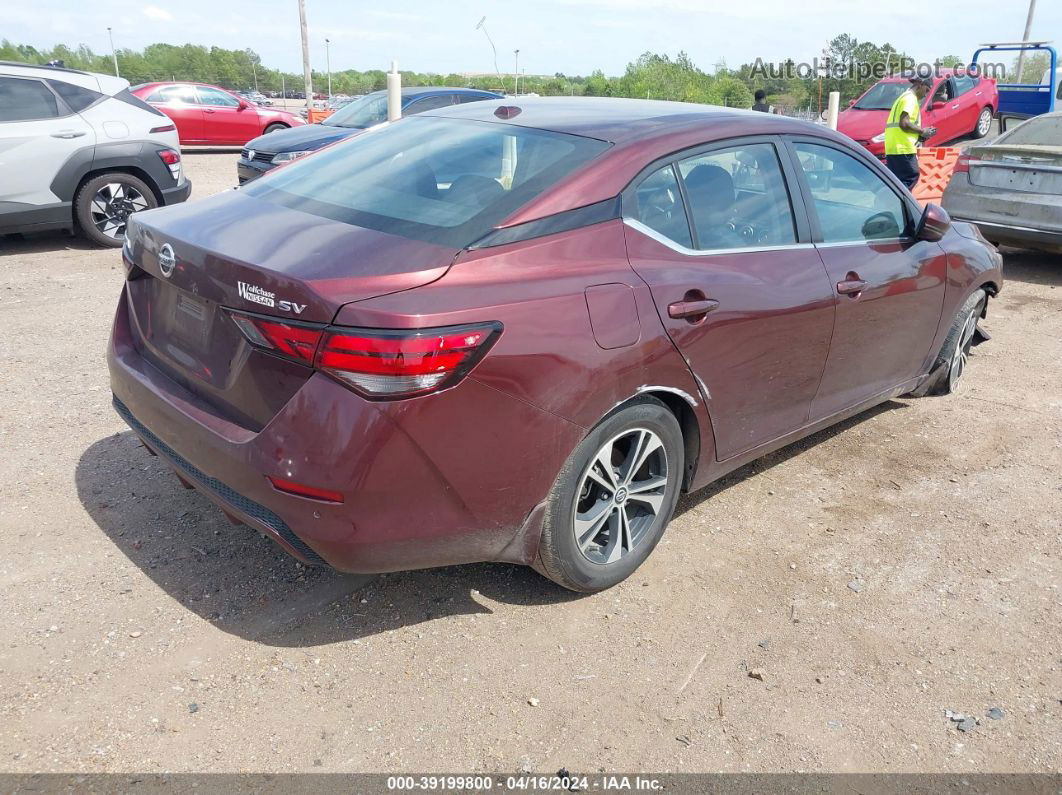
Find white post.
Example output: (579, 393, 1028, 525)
(827, 91, 840, 130)
(387, 60, 401, 122)
(514, 49, 520, 95)
(298, 0, 313, 114)
(1016, 0, 1037, 83)
(326, 38, 331, 99)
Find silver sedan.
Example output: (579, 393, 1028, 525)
(943, 112, 1062, 253)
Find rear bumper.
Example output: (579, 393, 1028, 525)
(107, 285, 579, 573)
(943, 174, 1062, 250)
(162, 180, 192, 206)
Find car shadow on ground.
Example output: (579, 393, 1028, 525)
(998, 247, 1062, 287)
(1, 231, 99, 255)
(77, 402, 906, 648)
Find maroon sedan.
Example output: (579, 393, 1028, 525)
(131, 82, 305, 146)
(109, 98, 1002, 592)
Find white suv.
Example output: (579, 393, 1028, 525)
(0, 61, 190, 247)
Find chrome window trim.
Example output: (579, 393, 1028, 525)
(815, 236, 911, 248)
(623, 217, 814, 256)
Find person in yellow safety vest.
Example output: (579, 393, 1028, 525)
(884, 74, 938, 190)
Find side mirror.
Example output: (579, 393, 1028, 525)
(930, 101, 946, 111)
(848, 98, 856, 107)
(238, 99, 252, 111)
(915, 203, 951, 242)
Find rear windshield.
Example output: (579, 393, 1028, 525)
(242, 116, 611, 248)
(997, 115, 1062, 146)
(853, 82, 908, 110)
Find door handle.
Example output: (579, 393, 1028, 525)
(50, 130, 86, 139)
(836, 276, 867, 296)
(668, 296, 720, 320)
(952, 104, 960, 109)
(204, 108, 216, 113)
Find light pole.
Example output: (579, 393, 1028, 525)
(474, 17, 500, 78)
(107, 27, 119, 77)
(1015, 0, 1038, 83)
(514, 49, 520, 95)
(325, 38, 332, 99)
(298, 0, 313, 113)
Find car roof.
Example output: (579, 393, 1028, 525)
(0, 61, 128, 93)
(420, 95, 819, 144)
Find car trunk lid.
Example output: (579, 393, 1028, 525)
(968, 144, 1062, 195)
(123, 190, 458, 428)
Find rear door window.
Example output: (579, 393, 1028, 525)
(677, 142, 797, 250)
(405, 94, 458, 115)
(147, 85, 199, 104)
(47, 80, 102, 112)
(0, 77, 60, 122)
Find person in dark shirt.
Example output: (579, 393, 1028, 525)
(752, 90, 773, 113)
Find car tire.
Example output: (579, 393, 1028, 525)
(972, 107, 993, 139)
(535, 398, 684, 593)
(264, 123, 288, 135)
(74, 172, 158, 248)
(926, 289, 987, 395)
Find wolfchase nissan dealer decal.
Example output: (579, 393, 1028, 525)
(237, 281, 307, 314)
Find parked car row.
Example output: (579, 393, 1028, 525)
(237, 86, 500, 183)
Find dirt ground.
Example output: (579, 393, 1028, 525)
(0, 152, 1059, 775)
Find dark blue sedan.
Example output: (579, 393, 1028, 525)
(237, 86, 502, 183)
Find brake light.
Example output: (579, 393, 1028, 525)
(315, 323, 502, 398)
(228, 312, 321, 364)
(157, 148, 181, 181)
(227, 310, 501, 399)
(953, 154, 979, 174)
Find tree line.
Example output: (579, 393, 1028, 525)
(2, 35, 1003, 113)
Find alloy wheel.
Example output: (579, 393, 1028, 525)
(949, 302, 980, 387)
(90, 182, 149, 241)
(573, 428, 669, 565)
(977, 109, 992, 137)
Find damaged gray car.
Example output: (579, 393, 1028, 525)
(943, 112, 1062, 253)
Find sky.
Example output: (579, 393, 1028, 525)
(3, 0, 1057, 77)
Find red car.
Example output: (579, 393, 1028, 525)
(110, 98, 1002, 592)
(131, 82, 305, 146)
(838, 70, 998, 157)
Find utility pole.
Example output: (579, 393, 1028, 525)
(298, 0, 313, 113)
(107, 27, 119, 77)
(251, 59, 258, 93)
(326, 38, 332, 99)
(514, 49, 520, 95)
(1015, 0, 1037, 83)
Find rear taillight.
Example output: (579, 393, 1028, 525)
(227, 313, 320, 364)
(150, 124, 177, 134)
(953, 154, 979, 174)
(226, 310, 501, 399)
(157, 148, 181, 181)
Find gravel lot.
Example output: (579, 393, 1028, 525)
(0, 152, 1059, 774)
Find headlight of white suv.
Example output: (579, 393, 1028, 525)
(271, 150, 311, 164)
(871, 133, 886, 143)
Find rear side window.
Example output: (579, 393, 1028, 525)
(47, 80, 102, 112)
(631, 165, 692, 248)
(242, 116, 610, 248)
(998, 114, 1062, 146)
(793, 142, 907, 243)
(114, 88, 167, 116)
(0, 77, 60, 122)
